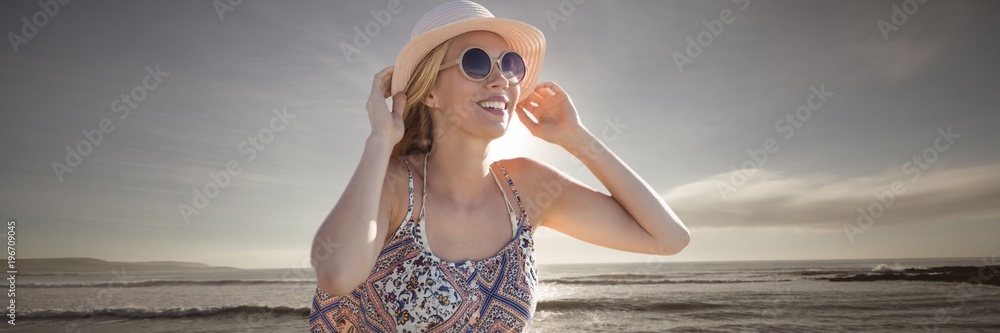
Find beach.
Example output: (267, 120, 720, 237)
(16, 257, 1000, 332)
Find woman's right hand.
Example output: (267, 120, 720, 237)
(367, 66, 406, 145)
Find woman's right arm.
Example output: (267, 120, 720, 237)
(312, 66, 406, 296)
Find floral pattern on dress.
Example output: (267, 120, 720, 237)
(309, 155, 537, 333)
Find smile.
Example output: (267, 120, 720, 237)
(477, 101, 507, 116)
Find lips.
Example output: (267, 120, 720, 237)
(478, 104, 505, 116)
(478, 100, 506, 111)
(476, 96, 509, 115)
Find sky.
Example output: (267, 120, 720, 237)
(2, 0, 998, 269)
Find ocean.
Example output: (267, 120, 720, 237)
(14, 257, 1000, 332)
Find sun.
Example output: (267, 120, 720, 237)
(487, 112, 539, 162)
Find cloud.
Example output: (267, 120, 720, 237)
(837, 38, 944, 85)
(662, 162, 1000, 230)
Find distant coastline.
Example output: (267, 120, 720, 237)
(16, 257, 241, 273)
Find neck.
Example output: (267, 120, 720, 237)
(425, 136, 496, 210)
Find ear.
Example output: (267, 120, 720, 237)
(423, 92, 439, 109)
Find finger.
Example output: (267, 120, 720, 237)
(529, 91, 546, 101)
(373, 66, 392, 87)
(391, 92, 407, 115)
(514, 105, 536, 130)
(524, 84, 545, 98)
(519, 90, 536, 104)
(529, 81, 557, 97)
(373, 66, 392, 94)
(541, 81, 565, 96)
(528, 99, 541, 109)
(518, 99, 537, 113)
(381, 68, 394, 99)
(534, 88, 554, 98)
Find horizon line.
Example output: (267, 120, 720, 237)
(17, 255, 992, 270)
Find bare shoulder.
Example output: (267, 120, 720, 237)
(388, 153, 422, 201)
(385, 153, 409, 190)
(496, 156, 564, 183)
(494, 157, 566, 231)
(382, 154, 414, 244)
(494, 157, 531, 184)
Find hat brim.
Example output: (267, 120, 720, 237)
(391, 17, 545, 108)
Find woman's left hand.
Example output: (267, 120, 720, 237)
(514, 81, 587, 147)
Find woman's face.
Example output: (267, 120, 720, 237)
(427, 31, 521, 143)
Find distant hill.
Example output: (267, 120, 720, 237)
(16, 258, 242, 274)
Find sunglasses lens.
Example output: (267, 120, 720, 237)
(461, 48, 492, 80)
(501, 52, 525, 83)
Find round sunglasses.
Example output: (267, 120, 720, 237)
(438, 47, 526, 83)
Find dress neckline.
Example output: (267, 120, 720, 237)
(415, 153, 523, 268)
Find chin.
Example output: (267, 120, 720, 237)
(477, 121, 508, 140)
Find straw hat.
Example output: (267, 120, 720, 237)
(390, 1, 545, 109)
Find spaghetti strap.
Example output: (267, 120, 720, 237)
(420, 153, 428, 222)
(311, 157, 538, 333)
(490, 163, 519, 238)
(398, 155, 415, 221)
(494, 161, 525, 222)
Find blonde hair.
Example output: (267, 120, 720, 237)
(391, 37, 458, 157)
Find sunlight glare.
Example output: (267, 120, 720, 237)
(488, 112, 538, 161)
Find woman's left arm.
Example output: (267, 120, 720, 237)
(515, 82, 691, 255)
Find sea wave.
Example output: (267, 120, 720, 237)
(21, 299, 721, 319)
(22, 279, 315, 288)
(540, 274, 788, 285)
(553, 273, 669, 280)
(25, 275, 790, 288)
(21, 305, 309, 319)
(825, 265, 1000, 286)
(785, 270, 846, 276)
(537, 298, 724, 312)
(871, 263, 926, 272)
(23, 298, 1000, 322)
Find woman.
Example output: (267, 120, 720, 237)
(310, 1, 690, 332)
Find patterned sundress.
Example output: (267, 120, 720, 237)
(310, 153, 538, 332)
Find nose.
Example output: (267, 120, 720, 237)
(484, 61, 509, 90)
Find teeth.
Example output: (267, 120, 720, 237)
(477, 101, 506, 110)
